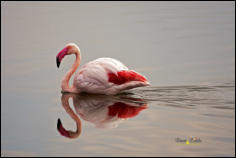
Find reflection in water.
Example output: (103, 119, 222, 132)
(57, 93, 148, 139)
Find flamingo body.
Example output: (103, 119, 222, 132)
(56, 43, 150, 95)
(74, 58, 149, 95)
(57, 94, 148, 138)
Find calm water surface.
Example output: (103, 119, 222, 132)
(1, 1, 235, 156)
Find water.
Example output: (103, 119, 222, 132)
(1, 1, 235, 156)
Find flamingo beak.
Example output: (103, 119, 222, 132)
(56, 47, 68, 68)
(57, 118, 71, 138)
(56, 57, 60, 68)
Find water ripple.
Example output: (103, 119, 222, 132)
(120, 81, 235, 110)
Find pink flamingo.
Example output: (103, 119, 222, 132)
(56, 43, 150, 95)
(57, 93, 148, 138)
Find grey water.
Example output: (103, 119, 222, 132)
(1, 1, 235, 156)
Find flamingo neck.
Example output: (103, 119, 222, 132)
(61, 51, 81, 93)
(60, 94, 82, 139)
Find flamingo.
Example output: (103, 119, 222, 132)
(57, 93, 147, 138)
(56, 43, 150, 95)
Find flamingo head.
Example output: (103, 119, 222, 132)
(57, 118, 80, 139)
(56, 43, 80, 68)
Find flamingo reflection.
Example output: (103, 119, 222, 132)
(57, 93, 148, 139)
